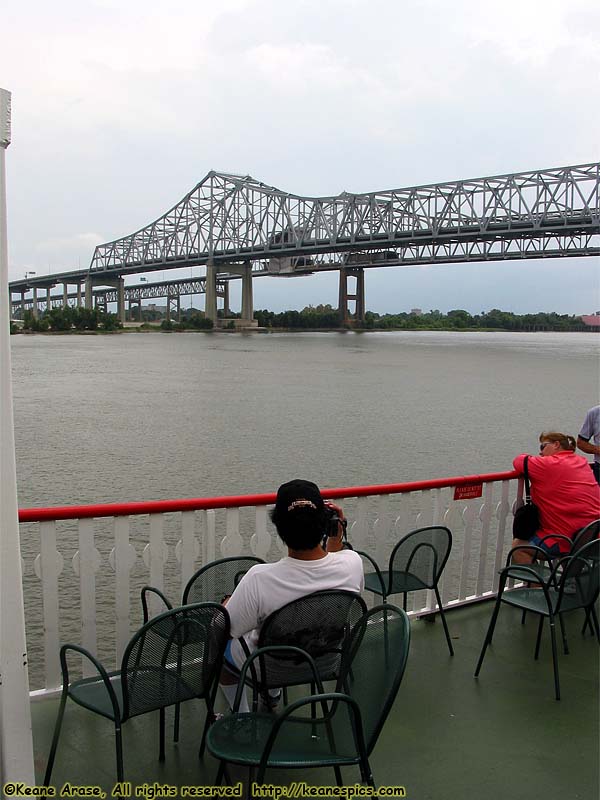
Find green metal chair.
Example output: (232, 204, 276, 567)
(141, 555, 264, 740)
(508, 518, 600, 635)
(207, 604, 411, 789)
(43, 602, 230, 785)
(358, 525, 454, 655)
(141, 555, 265, 622)
(475, 538, 600, 700)
(232, 589, 367, 711)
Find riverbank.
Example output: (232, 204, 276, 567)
(11, 324, 597, 335)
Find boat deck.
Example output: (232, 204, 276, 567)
(33, 600, 599, 800)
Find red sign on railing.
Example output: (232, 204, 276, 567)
(453, 483, 483, 501)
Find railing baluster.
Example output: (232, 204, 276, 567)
(424, 488, 443, 611)
(374, 494, 391, 567)
(492, 480, 512, 592)
(459, 501, 477, 600)
(36, 521, 62, 691)
(75, 518, 100, 677)
(350, 496, 369, 551)
(179, 511, 198, 597)
(251, 506, 271, 560)
(222, 507, 242, 556)
(476, 483, 494, 596)
(111, 516, 136, 664)
(143, 514, 167, 618)
(204, 509, 216, 565)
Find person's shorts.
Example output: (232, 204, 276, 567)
(223, 640, 239, 671)
(529, 534, 561, 557)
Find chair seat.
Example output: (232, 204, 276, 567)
(68, 673, 124, 719)
(501, 587, 592, 615)
(68, 666, 203, 720)
(364, 571, 427, 596)
(207, 709, 358, 767)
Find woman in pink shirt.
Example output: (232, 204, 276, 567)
(511, 431, 600, 565)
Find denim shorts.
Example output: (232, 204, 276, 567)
(530, 534, 561, 557)
(223, 639, 238, 670)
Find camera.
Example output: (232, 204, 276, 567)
(322, 505, 350, 549)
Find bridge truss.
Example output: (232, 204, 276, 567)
(90, 163, 600, 276)
(10, 163, 600, 325)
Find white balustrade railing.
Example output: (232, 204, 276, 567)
(19, 471, 522, 697)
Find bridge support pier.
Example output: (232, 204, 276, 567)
(46, 287, 52, 313)
(241, 262, 253, 323)
(205, 260, 217, 323)
(166, 292, 180, 323)
(116, 277, 125, 324)
(63, 282, 68, 309)
(217, 281, 230, 317)
(338, 267, 365, 325)
(77, 282, 82, 308)
(85, 277, 92, 310)
(32, 287, 38, 319)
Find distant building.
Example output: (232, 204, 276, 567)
(410, 308, 423, 316)
(581, 314, 600, 331)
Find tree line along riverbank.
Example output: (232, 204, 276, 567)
(10, 304, 595, 334)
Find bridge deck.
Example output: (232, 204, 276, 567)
(33, 600, 599, 798)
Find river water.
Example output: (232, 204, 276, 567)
(11, 330, 600, 509)
(10, 330, 599, 687)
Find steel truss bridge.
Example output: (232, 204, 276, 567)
(10, 162, 600, 325)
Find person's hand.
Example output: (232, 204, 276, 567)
(325, 502, 346, 552)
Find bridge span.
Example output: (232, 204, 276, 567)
(10, 162, 600, 325)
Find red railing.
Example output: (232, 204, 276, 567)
(18, 469, 519, 522)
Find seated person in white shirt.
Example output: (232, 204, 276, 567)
(219, 478, 364, 712)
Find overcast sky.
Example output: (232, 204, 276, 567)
(2, 0, 599, 314)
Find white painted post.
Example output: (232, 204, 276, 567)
(0, 87, 35, 783)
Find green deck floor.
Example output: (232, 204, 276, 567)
(32, 601, 599, 800)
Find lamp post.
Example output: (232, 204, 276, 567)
(0, 87, 36, 782)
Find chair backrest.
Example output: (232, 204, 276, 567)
(571, 518, 600, 554)
(558, 538, 600, 609)
(121, 602, 230, 720)
(256, 590, 367, 689)
(183, 556, 265, 605)
(341, 604, 410, 754)
(388, 525, 452, 590)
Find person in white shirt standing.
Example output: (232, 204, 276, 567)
(219, 478, 364, 712)
(577, 405, 600, 484)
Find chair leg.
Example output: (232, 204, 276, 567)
(592, 607, 600, 642)
(174, 642, 183, 742)
(333, 765, 343, 786)
(198, 699, 214, 759)
(215, 761, 227, 785)
(115, 722, 125, 782)
(434, 587, 454, 656)
(359, 756, 375, 788)
(475, 593, 503, 676)
(581, 608, 591, 636)
(558, 613, 569, 655)
(159, 707, 166, 761)
(585, 606, 600, 642)
(548, 614, 561, 701)
(43, 688, 68, 786)
(534, 616, 544, 660)
(173, 703, 181, 743)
